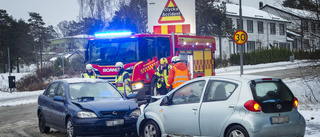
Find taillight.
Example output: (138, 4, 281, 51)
(244, 100, 261, 112)
(293, 97, 298, 108)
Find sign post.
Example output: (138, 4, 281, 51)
(233, 30, 248, 75)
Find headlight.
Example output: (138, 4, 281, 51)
(77, 111, 97, 118)
(132, 82, 143, 90)
(129, 108, 141, 118)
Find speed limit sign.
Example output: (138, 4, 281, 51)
(233, 30, 248, 45)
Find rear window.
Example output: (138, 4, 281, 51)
(251, 81, 293, 103)
(250, 80, 294, 113)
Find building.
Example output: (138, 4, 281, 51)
(216, 3, 289, 59)
(260, 4, 320, 51)
(45, 34, 89, 62)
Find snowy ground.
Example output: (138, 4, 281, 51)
(0, 60, 319, 136)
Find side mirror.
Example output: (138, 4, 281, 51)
(53, 96, 64, 102)
(160, 96, 170, 106)
(127, 93, 137, 99)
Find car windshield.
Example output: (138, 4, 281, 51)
(251, 81, 293, 103)
(68, 82, 122, 99)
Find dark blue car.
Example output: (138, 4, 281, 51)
(37, 78, 140, 137)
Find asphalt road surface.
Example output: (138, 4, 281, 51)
(0, 65, 318, 137)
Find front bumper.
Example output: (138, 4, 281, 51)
(72, 116, 137, 136)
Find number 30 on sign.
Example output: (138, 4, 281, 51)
(233, 30, 248, 45)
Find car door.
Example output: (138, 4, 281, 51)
(41, 82, 59, 125)
(199, 79, 241, 136)
(51, 82, 67, 128)
(161, 80, 206, 136)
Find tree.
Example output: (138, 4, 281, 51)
(107, 0, 147, 33)
(0, 10, 14, 72)
(11, 19, 35, 72)
(196, 1, 235, 59)
(78, 0, 119, 23)
(28, 12, 47, 71)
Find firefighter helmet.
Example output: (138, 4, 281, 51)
(86, 64, 93, 70)
(115, 62, 124, 68)
(160, 57, 168, 65)
(171, 56, 181, 63)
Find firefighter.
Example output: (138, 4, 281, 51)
(167, 56, 190, 90)
(81, 64, 96, 78)
(115, 62, 131, 94)
(154, 57, 172, 95)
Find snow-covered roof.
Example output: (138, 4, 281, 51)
(225, 3, 288, 22)
(287, 37, 294, 41)
(49, 52, 78, 62)
(65, 34, 91, 39)
(287, 30, 301, 37)
(261, 4, 317, 20)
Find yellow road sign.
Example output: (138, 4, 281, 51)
(233, 30, 248, 45)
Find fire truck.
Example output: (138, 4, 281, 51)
(85, 31, 216, 103)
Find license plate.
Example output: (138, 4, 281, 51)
(270, 115, 290, 124)
(106, 119, 124, 126)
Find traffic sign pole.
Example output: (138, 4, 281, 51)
(239, 0, 243, 75)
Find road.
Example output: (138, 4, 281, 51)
(0, 65, 318, 137)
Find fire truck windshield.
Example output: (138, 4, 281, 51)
(88, 38, 139, 65)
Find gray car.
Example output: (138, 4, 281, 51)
(137, 75, 306, 137)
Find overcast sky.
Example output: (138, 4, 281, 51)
(0, 0, 79, 27)
(0, 0, 283, 27)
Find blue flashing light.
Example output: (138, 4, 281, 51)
(209, 45, 212, 48)
(94, 31, 132, 37)
(192, 45, 195, 47)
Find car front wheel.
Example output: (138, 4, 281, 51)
(38, 112, 50, 133)
(226, 125, 249, 137)
(143, 120, 161, 137)
(67, 118, 76, 137)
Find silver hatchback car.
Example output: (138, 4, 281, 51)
(137, 75, 306, 137)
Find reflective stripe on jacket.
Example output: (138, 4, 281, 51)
(115, 71, 131, 94)
(171, 65, 190, 89)
(81, 73, 96, 78)
(155, 65, 171, 89)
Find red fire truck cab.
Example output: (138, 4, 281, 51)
(85, 31, 216, 103)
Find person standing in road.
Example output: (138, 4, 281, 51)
(154, 57, 172, 95)
(167, 56, 190, 90)
(81, 64, 97, 78)
(115, 62, 131, 94)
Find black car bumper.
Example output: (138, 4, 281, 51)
(72, 117, 137, 136)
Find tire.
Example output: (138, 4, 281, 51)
(225, 125, 249, 137)
(142, 120, 161, 137)
(38, 112, 50, 134)
(67, 118, 76, 137)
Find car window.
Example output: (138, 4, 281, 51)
(251, 81, 293, 103)
(69, 82, 122, 99)
(56, 83, 66, 99)
(172, 80, 206, 105)
(45, 83, 58, 98)
(203, 80, 237, 102)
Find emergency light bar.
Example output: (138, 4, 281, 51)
(94, 31, 132, 37)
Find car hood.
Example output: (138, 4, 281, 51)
(72, 98, 138, 111)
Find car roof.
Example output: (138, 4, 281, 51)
(201, 75, 279, 82)
(54, 78, 109, 84)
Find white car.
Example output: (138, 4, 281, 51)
(137, 75, 306, 137)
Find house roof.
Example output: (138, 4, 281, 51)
(49, 51, 80, 62)
(260, 4, 317, 20)
(224, 3, 288, 22)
